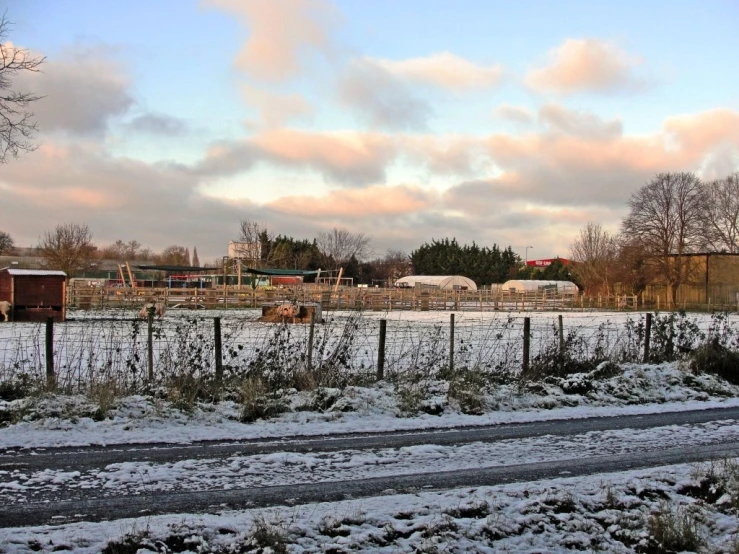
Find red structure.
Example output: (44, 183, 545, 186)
(526, 258, 571, 268)
(0, 269, 67, 322)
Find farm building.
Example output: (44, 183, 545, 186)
(0, 268, 67, 322)
(395, 275, 478, 291)
(502, 279, 579, 295)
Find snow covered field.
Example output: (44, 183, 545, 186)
(2, 309, 739, 552)
(2, 308, 736, 390)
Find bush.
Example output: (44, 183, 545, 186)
(690, 338, 739, 385)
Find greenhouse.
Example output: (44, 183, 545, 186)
(394, 275, 478, 291)
(501, 280, 579, 295)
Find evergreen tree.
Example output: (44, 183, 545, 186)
(192, 247, 200, 267)
(411, 239, 520, 286)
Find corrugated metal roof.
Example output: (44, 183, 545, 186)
(4, 269, 67, 276)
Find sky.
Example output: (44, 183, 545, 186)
(1, 0, 738, 264)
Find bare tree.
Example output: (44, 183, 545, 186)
(156, 245, 190, 266)
(569, 222, 617, 295)
(316, 228, 372, 268)
(699, 173, 739, 253)
(0, 13, 45, 163)
(234, 219, 270, 266)
(100, 239, 144, 260)
(621, 172, 703, 302)
(38, 223, 96, 277)
(0, 230, 14, 255)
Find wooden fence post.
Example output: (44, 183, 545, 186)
(147, 311, 154, 381)
(523, 317, 530, 374)
(307, 311, 315, 371)
(449, 313, 455, 373)
(644, 312, 652, 363)
(45, 317, 55, 390)
(214, 317, 223, 386)
(377, 319, 387, 381)
(558, 314, 564, 357)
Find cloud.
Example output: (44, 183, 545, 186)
(494, 104, 534, 124)
(338, 58, 433, 131)
(241, 85, 313, 128)
(525, 38, 642, 94)
(192, 129, 396, 186)
(127, 113, 188, 136)
(268, 184, 434, 218)
(15, 43, 133, 135)
(253, 129, 396, 184)
(369, 52, 502, 90)
(663, 108, 739, 152)
(538, 104, 622, 140)
(205, 0, 338, 81)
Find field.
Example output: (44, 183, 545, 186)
(3, 308, 739, 552)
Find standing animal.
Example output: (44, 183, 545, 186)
(0, 301, 11, 322)
(139, 301, 166, 319)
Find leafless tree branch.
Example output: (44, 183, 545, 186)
(0, 12, 45, 163)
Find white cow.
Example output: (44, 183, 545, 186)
(139, 301, 166, 319)
(0, 300, 10, 322)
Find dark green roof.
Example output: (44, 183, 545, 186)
(244, 268, 321, 276)
(133, 265, 214, 272)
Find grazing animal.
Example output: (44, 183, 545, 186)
(0, 301, 11, 322)
(139, 301, 166, 319)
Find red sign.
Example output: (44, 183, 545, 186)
(526, 258, 571, 267)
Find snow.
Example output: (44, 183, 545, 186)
(2, 462, 739, 552)
(2, 309, 739, 551)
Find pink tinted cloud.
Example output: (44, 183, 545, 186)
(253, 129, 396, 184)
(663, 109, 739, 152)
(206, 0, 337, 81)
(241, 85, 313, 128)
(369, 52, 503, 90)
(267, 185, 434, 218)
(525, 38, 642, 93)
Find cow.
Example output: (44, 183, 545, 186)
(139, 300, 166, 319)
(0, 301, 10, 322)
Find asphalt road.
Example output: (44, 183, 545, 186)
(2, 406, 739, 528)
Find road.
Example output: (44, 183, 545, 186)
(2, 406, 739, 528)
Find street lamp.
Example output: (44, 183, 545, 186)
(525, 246, 533, 265)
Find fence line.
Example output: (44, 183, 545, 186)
(3, 311, 733, 395)
(66, 285, 653, 313)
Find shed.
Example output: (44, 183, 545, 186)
(0, 269, 67, 322)
(394, 275, 478, 291)
(502, 280, 579, 296)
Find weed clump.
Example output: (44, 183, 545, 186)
(644, 501, 704, 553)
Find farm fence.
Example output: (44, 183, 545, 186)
(2, 310, 736, 395)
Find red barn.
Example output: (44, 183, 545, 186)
(0, 269, 67, 322)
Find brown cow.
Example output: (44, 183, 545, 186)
(0, 300, 10, 322)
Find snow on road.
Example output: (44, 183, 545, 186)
(2, 461, 738, 553)
(3, 419, 739, 502)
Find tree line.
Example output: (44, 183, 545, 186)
(569, 172, 739, 299)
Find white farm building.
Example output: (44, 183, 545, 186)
(395, 275, 478, 291)
(502, 280, 579, 295)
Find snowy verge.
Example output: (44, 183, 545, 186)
(2, 361, 739, 449)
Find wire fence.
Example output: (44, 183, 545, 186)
(1, 309, 738, 394)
